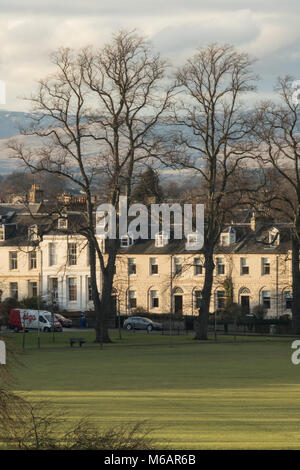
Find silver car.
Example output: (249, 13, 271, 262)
(123, 316, 162, 331)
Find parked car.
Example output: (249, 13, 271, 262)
(9, 309, 62, 332)
(123, 316, 162, 331)
(55, 313, 72, 328)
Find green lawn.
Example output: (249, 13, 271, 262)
(7, 330, 300, 449)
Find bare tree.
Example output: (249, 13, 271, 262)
(252, 76, 300, 330)
(9, 30, 172, 343)
(168, 44, 257, 339)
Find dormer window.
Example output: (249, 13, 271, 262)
(220, 226, 236, 246)
(186, 232, 202, 250)
(268, 227, 280, 246)
(28, 225, 39, 241)
(220, 234, 229, 246)
(155, 232, 169, 247)
(120, 234, 133, 248)
(58, 217, 68, 230)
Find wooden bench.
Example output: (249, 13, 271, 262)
(69, 337, 86, 348)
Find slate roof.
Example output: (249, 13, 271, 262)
(0, 202, 294, 254)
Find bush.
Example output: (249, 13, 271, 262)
(252, 304, 267, 320)
(19, 296, 47, 310)
(0, 298, 20, 326)
(0, 390, 156, 450)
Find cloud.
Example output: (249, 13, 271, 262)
(0, 1, 300, 110)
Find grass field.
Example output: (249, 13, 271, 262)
(6, 330, 300, 449)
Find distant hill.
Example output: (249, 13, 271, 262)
(0, 110, 34, 139)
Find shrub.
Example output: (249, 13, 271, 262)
(0, 390, 156, 450)
(252, 304, 267, 320)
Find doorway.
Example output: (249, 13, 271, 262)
(174, 295, 183, 314)
(241, 295, 250, 314)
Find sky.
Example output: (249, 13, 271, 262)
(1, 0, 300, 111)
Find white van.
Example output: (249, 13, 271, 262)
(9, 309, 62, 332)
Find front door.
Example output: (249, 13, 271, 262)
(241, 295, 250, 314)
(174, 295, 183, 314)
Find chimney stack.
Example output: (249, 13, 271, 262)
(29, 184, 43, 203)
(250, 211, 256, 231)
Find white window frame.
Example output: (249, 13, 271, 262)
(120, 234, 133, 248)
(9, 251, 18, 270)
(29, 250, 37, 270)
(128, 258, 136, 275)
(150, 290, 159, 309)
(49, 243, 57, 266)
(129, 290, 137, 309)
(68, 243, 77, 266)
(240, 257, 249, 275)
(194, 257, 203, 276)
(68, 277, 77, 302)
(58, 218, 68, 230)
(262, 257, 270, 275)
(216, 257, 225, 275)
(150, 257, 158, 275)
(155, 232, 168, 247)
(174, 257, 182, 275)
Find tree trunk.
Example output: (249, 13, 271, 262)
(194, 249, 214, 340)
(89, 240, 112, 344)
(292, 235, 300, 332)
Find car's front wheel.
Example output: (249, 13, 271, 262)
(44, 327, 51, 332)
(147, 324, 153, 332)
(126, 323, 132, 330)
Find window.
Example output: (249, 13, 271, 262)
(150, 258, 158, 275)
(29, 250, 37, 270)
(10, 282, 18, 300)
(120, 234, 133, 248)
(58, 218, 68, 229)
(9, 251, 17, 270)
(216, 257, 225, 275)
(262, 290, 271, 309)
(268, 228, 280, 246)
(194, 290, 202, 310)
(128, 258, 136, 275)
(174, 257, 182, 275)
(50, 278, 58, 301)
(49, 243, 57, 266)
(240, 258, 249, 275)
(28, 225, 38, 241)
(186, 233, 201, 249)
(68, 243, 77, 266)
(285, 291, 292, 310)
(262, 258, 270, 275)
(220, 227, 236, 245)
(68, 278, 77, 301)
(0, 225, 4, 241)
(216, 290, 225, 309)
(194, 258, 203, 275)
(150, 290, 159, 308)
(87, 278, 93, 302)
(155, 232, 168, 247)
(28, 281, 38, 297)
(220, 234, 229, 246)
(129, 290, 137, 309)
